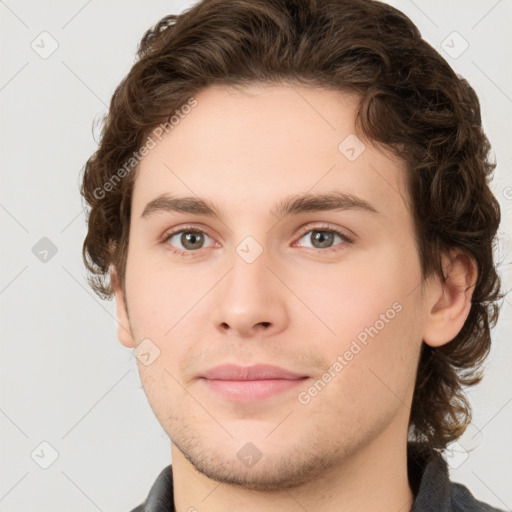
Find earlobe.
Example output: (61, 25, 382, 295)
(422, 250, 478, 348)
(111, 266, 136, 348)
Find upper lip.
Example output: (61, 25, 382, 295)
(201, 364, 308, 381)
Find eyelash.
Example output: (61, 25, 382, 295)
(162, 223, 354, 257)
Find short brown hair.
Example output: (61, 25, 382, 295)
(80, 0, 504, 455)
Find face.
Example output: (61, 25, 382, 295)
(114, 83, 440, 490)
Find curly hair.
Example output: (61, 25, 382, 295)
(80, 0, 504, 455)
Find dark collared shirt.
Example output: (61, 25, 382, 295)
(130, 442, 505, 511)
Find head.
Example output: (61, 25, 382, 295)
(80, 0, 503, 488)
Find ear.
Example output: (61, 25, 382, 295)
(422, 250, 478, 348)
(111, 266, 135, 348)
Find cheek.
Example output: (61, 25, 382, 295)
(290, 249, 415, 339)
(300, 300, 421, 433)
(125, 252, 203, 340)
(294, 248, 423, 398)
(124, 255, 206, 385)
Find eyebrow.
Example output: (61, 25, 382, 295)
(141, 191, 381, 220)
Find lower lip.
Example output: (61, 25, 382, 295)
(202, 378, 308, 401)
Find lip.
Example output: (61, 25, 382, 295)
(201, 364, 307, 380)
(200, 364, 309, 402)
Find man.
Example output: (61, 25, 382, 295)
(80, 0, 505, 510)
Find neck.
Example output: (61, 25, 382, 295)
(171, 422, 415, 512)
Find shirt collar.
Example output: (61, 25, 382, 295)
(136, 442, 456, 512)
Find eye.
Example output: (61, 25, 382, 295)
(295, 226, 353, 251)
(163, 227, 215, 255)
(161, 224, 353, 257)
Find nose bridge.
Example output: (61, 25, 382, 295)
(224, 239, 274, 305)
(211, 236, 289, 336)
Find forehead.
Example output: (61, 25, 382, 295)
(132, 83, 410, 222)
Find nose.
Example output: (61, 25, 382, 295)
(211, 248, 289, 339)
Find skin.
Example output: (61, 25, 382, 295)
(112, 83, 477, 512)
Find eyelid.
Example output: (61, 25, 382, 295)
(162, 223, 215, 241)
(294, 222, 354, 245)
(161, 224, 217, 255)
(294, 223, 354, 254)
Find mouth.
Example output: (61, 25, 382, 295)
(199, 364, 310, 401)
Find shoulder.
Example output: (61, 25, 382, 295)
(449, 482, 507, 512)
(128, 464, 174, 512)
(408, 442, 506, 512)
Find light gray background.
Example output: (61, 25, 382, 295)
(1, 1, 511, 511)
